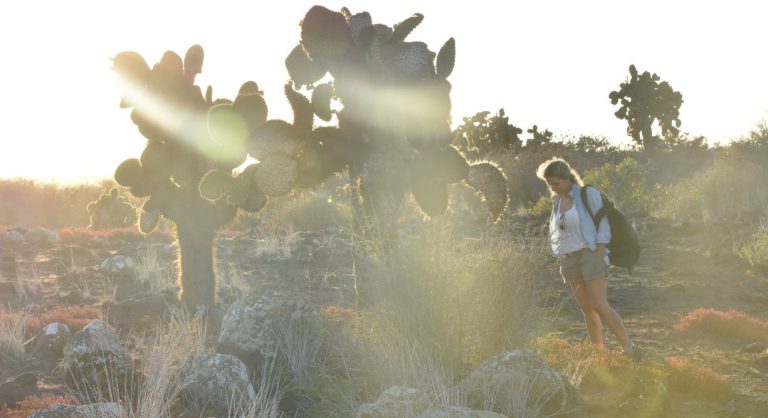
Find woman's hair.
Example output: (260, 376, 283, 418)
(536, 157, 583, 185)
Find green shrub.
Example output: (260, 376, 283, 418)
(739, 220, 768, 277)
(582, 157, 652, 216)
(654, 156, 768, 221)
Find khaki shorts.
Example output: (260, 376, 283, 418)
(558, 248, 608, 284)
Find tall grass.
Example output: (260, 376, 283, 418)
(130, 309, 206, 417)
(134, 244, 176, 294)
(0, 306, 26, 365)
(64, 309, 207, 417)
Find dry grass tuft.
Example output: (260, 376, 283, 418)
(0, 309, 27, 365)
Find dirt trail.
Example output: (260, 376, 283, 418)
(553, 219, 768, 404)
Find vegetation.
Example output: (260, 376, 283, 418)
(0, 394, 76, 418)
(676, 308, 768, 344)
(2, 5, 768, 417)
(609, 64, 683, 150)
(85, 187, 136, 230)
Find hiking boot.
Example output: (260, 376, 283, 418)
(625, 343, 643, 363)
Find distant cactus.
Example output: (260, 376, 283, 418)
(86, 187, 137, 230)
(609, 64, 683, 149)
(524, 124, 554, 150)
(453, 109, 523, 158)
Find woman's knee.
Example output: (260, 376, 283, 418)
(578, 304, 598, 316)
(592, 302, 614, 316)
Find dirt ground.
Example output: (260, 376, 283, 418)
(2, 216, 768, 417)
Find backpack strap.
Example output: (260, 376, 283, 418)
(580, 185, 596, 224)
(581, 184, 607, 227)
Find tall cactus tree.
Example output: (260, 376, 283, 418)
(111, 45, 280, 312)
(609, 64, 683, 150)
(284, 6, 509, 304)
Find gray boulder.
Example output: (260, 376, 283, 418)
(416, 407, 508, 418)
(216, 294, 313, 370)
(358, 386, 427, 418)
(34, 322, 71, 358)
(99, 255, 136, 276)
(29, 402, 124, 417)
(0, 230, 24, 246)
(24, 227, 60, 246)
(62, 320, 132, 389)
(461, 349, 580, 417)
(178, 352, 256, 417)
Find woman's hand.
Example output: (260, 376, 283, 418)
(593, 244, 606, 262)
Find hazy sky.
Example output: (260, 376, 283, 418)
(1, 1, 767, 184)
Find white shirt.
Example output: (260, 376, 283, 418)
(552, 205, 588, 256)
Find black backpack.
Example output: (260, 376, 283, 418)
(580, 185, 641, 274)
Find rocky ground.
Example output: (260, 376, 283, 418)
(1, 216, 768, 417)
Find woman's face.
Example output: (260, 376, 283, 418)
(544, 176, 571, 197)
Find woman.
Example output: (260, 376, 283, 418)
(537, 158, 640, 360)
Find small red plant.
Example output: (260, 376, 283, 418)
(56, 226, 102, 244)
(323, 305, 358, 322)
(56, 226, 173, 244)
(676, 308, 768, 344)
(664, 356, 732, 399)
(26, 305, 102, 337)
(0, 394, 75, 418)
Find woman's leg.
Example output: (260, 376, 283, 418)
(583, 278, 632, 351)
(570, 280, 604, 346)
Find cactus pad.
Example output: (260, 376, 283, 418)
(467, 162, 508, 222)
(199, 169, 235, 200)
(436, 38, 455, 79)
(301, 6, 352, 62)
(285, 44, 329, 87)
(139, 210, 161, 233)
(311, 83, 334, 121)
(253, 154, 298, 197)
(412, 178, 448, 219)
(247, 120, 302, 160)
(115, 158, 144, 188)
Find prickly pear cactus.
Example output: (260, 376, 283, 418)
(86, 187, 137, 230)
(609, 64, 683, 149)
(112, 45, 276, 312)
(284, 6, 509, 307)
(453, 109, 523, 159)
(284, 6, 508, 229)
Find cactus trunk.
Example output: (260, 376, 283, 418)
(176, 222, 217, 312)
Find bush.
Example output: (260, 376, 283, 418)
(654, 156, 768, 222)
(0, 179, 111, 228)
(664, 356, 732, 400)
(738, 218, 768, 277)
(675, 308, 768, 344)
(582, 157, 652, 216)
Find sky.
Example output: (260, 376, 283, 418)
(1, 0, 767, 184)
